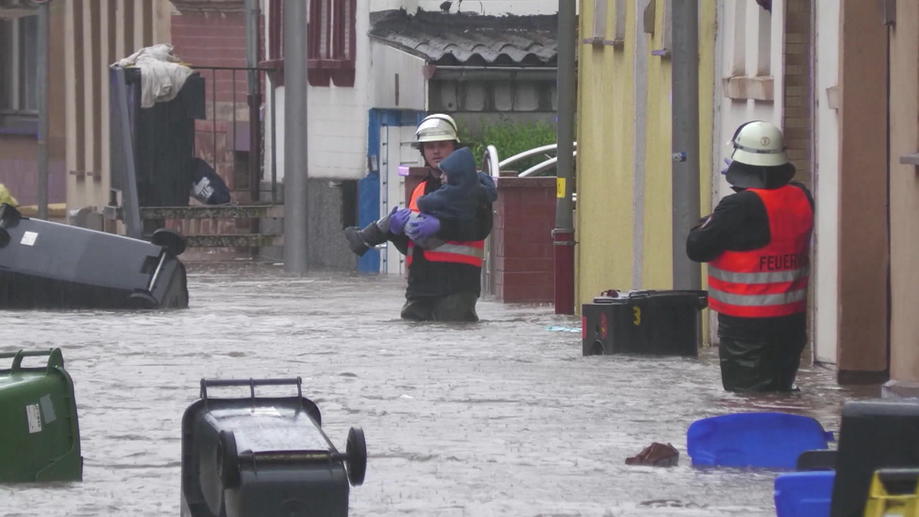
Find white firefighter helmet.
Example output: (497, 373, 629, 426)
(729, 120, 787, 167)
(415, 114, 460, 144)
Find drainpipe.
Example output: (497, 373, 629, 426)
(37, 0, 49, 219)
(553, 0, 576, 315)
(245, 0, 261, 203)
(283, 0, 309, 273)
(671, 0, 701, 290)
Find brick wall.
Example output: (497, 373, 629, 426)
(169, 10, 253, 238)
(172, 11, 248, 69)
(491, 176, 556, 303)
(172, 10, 252, 186)
(782, 0, 813, 188)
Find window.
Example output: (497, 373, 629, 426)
(0, 14, 39, 131)
(266, 0, 356, 88)
(308, 0, 356, 87)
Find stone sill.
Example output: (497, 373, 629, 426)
(723, 75, 774, 102)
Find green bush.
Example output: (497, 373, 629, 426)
(460, 121, 557, 174)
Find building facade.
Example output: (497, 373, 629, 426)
(574, 0, 716, 300)
(575, 0, 919, 387)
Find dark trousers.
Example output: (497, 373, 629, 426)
(400, 291, 479, 322)
(717, 312, 807, 392)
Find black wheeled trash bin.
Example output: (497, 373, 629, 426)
(0, 203, 188, 309)
(830, 399, 919, 517)
(0, 349, 82, 482)
(181, 378, 367, 517)
(582, 290, 708, 356)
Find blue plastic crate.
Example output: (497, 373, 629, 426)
(687, 412, 834, 468)
(774, 471, 835, 517)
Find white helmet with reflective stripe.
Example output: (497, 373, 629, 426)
(730, 120, 787, 167)
(415, 113, 461, 144)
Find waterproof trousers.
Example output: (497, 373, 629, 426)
(717, 312, 807, 392)
(400, 291, 479, 322)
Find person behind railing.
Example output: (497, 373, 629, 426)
(342, 114, 495, 321)
(686, 121, 814, 392)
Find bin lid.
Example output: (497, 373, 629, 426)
(0, 216, 162, 290)
(0, 349, 68, 389)
(0, 373, 55, 389)
(593, 289, 708, 304)
(203, 404, 332, 453)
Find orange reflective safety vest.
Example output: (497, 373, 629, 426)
(708, 185, 813, 318)
(404, 181, 485, 268)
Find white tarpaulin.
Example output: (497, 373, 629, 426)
(113, 44, 192, 109)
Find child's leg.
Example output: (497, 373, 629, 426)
(343, 214, 391, 256)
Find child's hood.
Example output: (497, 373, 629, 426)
(438, 147, 477, 189)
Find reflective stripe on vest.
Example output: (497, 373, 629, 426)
(708, 184, 813, 318)
(708, 286, 807, 307)
(708, 264, 809, 284)
(404, 181, 485, 268)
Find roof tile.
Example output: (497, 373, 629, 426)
(369, 9, 557, 66)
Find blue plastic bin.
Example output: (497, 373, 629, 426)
(774, 471, 835, 517)
(687, 413, 834, 468)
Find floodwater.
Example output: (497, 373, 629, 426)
(0, 260, 879, 516)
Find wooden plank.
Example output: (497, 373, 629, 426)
(887, 0, 919, 383)
(836, 0, 890, 377)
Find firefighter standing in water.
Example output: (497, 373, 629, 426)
(687, 121, 814, 392)
(343, 114, 495, 322)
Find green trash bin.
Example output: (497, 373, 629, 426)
(0, 349, 82, 482)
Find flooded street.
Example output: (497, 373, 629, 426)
(1, 260, 878, 516)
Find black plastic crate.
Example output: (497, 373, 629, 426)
(581, 290, 707, 356)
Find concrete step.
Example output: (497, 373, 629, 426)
(139, 204, 284, 249)
(140, 204, 284, 220)
(184, 233, 282, 248)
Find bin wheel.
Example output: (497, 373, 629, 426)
(586, 341, 603, 356)
(126, 291, 157, 309)
(151, 228, 187, 256)
(345, 427, 367, 486)
(218, 430, 240, 488)
(0, 203, 21, 228)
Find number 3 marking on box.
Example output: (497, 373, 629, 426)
(632, 306, 641, 326)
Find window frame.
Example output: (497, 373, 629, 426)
(0, 13, 39, 134)
(264, 0, 356, 88)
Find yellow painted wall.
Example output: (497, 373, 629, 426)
(576, 0, 715, 307)
(639, 4, 673, 289)
(575, 0, 635, 306)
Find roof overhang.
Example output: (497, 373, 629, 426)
(369, 9, 558, 69)
(423, 65, 557, 82)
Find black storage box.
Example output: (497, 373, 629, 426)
(581, 290, 707, 356)
(181, 378, 366, 517)
(830, 400, 919, 517)
(0, 204, 188, 309)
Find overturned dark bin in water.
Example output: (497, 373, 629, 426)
(181, 378, 366, 517)
(0, 204, 188, 309)
(0, 349, 82, 482)
(582, 290, 708, 356)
